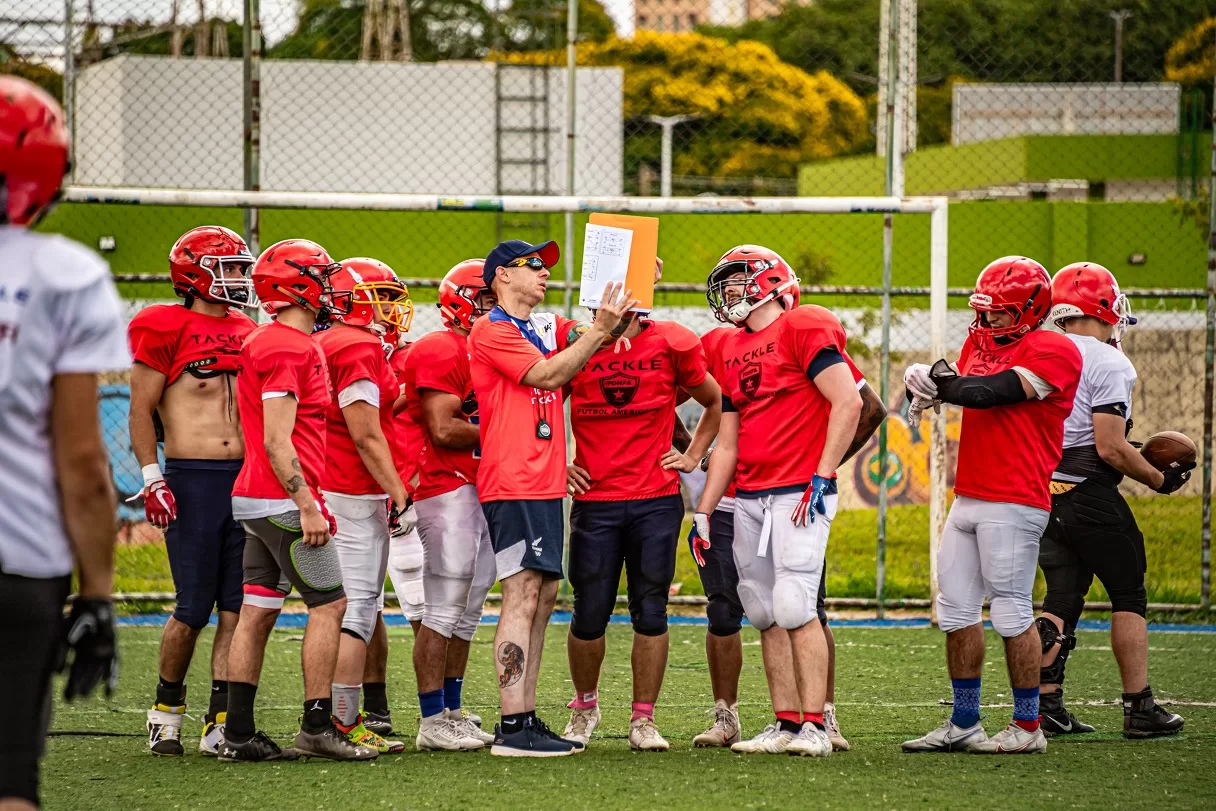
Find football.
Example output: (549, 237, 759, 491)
(1141, 431, 1197, 470)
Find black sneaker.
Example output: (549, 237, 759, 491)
(1123, 686, 1184, 739)
(363, 709, 393, 736)
(294, 723, 379, 761)
(534, 715, 585, 753)
(1039, 690, 1094, 736)
(490, 717, 577, 758)
(218, 730, 290, 763)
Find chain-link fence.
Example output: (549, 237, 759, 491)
(5, 0, 1213, 606)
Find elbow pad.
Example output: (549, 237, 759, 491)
(931, 361, 1027, 409)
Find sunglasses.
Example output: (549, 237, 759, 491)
(506, 256, 547, 271)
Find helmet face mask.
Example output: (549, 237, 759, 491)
(170, 226, 256, 307)
(706, 247, 799, 326)
(197, 255, 255, 306)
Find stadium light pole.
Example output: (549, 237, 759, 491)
(646, 115, 697, 197)
(63, 0, 75, 182)
(1109, 10, 1132, 83)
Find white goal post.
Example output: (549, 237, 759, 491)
(63, 187, 950, 609)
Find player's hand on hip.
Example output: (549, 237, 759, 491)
(660, 448, 698, 473)
(58, 597, 118, 702)
(689, 512, 711, 567)
(792, 474, 832, 527)
(592, 282, 640, 335)
(1156, 462, 1195, 495)
(567, 464, 592, 496)
(903, 363, 938, 400)
(654, 256, 664, 283)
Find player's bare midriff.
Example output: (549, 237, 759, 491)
(159, 370, 244, 460)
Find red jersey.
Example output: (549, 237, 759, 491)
(389, 343, 424, 490)
(127, 304, 255, 383)
(717, 306, 861, 494)
(569, 320, 707, 501)
(468, 308, 574, 503)
(701, 326, 738, 499)
(954, 330, 1082, 511)
(314, 326, 399, 496)
(408, 328, 481, 501)
(232, 321, 332, 500)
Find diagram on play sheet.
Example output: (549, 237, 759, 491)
(579, 223, 633, 309)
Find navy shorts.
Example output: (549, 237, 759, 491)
(164, 458, 245, 628)
(569, 494, 684, 640)
(482, 498, 565, 580)
(692, 509, 745, 636)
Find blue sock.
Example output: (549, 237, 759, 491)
(950, 678, 981, 728)
(1012, 686, 1040, 725)
(418, 688, 445, 719)
(443, 677, 464, 712)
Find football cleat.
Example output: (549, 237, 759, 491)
(218, 730, 290, 763)
(416, 715, 485, 752)
(693, 700, 741, 748)
(446, 708, 494, 745)
(490, 717, 577, 758)
(147, 703, 186, 757)
(447, 707, 483, 728)
(628, 716, 670, 752)
(730, 724, 795, 754)
(344, 717, 406, 754)
(786, 723, 832, 758)
(824, 702, 850, 751)
(970, 722, 1047, 754)
(294, 724, 378, 761)
(563, 704, 601, 747)
(1038, 690, 1094, 737)
(362, 708, 393, 736)
(902, 720, 988, 753)
(1123, 686, 1184, 739)
(199, 712, 226, 756)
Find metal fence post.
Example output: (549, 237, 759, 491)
(243, 0, 262, 259)
(63, 0, 75, 181)
(561, 0, 579, 599)
(1202, 28, 1216, 610)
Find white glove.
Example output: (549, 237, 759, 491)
(907, 395, 937, 425)
(903, 363, 938, 400)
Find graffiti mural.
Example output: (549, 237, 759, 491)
(851, 402, 961, 507)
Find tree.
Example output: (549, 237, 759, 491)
(1165, 16, 1215, 87)
(494, 31, 868, 178)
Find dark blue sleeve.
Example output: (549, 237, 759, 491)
(721, 393, 737, 413)
(807, 346, 846, 380)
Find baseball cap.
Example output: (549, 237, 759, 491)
(483, 239, 560, 287)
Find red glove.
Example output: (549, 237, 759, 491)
(689, 512, 711, 568)
(144, 479, 177, 529)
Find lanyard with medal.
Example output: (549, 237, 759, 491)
(534, 386, 552, 440)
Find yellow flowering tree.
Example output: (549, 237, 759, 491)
(492, 31, 868, 179)
(1165, 16, 1215, 88)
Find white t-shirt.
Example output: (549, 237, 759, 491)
(1054, 333, 1137, 483)
(0, 227, 130, 578)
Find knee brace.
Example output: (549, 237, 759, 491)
(706, 594, 743, 637)
(1037, 616, 1076, 686)
(989, 594, 1033, 638)
(341, 594, 379, 643)
(737, 579, 774, 631)
(1108, 584, 1147, 617)
(629, 593, 669, 637)
(1040, 591, 1085, 628)
(772, 574, 817, 630)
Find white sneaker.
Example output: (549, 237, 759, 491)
(629, 716, 670, 751)
(902, 720, 988, 752)
(563, 705, 601, 746)
(730, 724, 796, 754)
(446, 708, 494, 745)
(415, 715, 485, 752)
(147, 705, 185, 756)
(970, 722, 1047, 754)
(786, 722, 832, 758)
(824, 702, 849, 751)
(692, 700, 741, 747)
(199, 713, 226, 756)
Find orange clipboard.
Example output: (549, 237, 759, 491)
(588, 213, 658, 312)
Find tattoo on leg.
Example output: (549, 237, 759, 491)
(497, 642, 524, 689)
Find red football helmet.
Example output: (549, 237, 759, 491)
(438, 259, 495, 331)
(706, 245, 800, 325)
(252, 239, 346, 322)
(0, 76, 70, 227)
(968, 256, 1052, 349)
(332, 257, 412, 334)
(1050, 262, 1134, 344)
(168, 226, 255, 306)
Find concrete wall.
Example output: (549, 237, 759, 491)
(73, 55, 623, 196)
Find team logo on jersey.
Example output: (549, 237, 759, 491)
(738, 361, 762, 399)
(600, 372, 640, 407)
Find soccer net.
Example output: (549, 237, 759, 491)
(60, 187, 950, 611)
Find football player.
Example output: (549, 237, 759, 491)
(902, 256, 1082, 755)
(128, 226, 257, 757)
(314, 258, 413, 755)
(1035, 263, 1188, 738)
(561, 269, 722, 752)
(0, 76, 127, 809)
(692, 246, 868, 757)
(386, 332, 427, 638)
(405, 260, 498, 752)
(221, 239, 376, 763)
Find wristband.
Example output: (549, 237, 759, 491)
(142, 463, 165, 487)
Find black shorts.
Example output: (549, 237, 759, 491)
(1039, 478, 1147, 621)
(482, 498, 565, 579)
(0, 570, 70, 805)
(568, 494, 684, 640)
(241, 513, 346, 609)
(164, 458, 245, 628)
(692, 509, 745, 636)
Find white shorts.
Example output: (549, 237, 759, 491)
(733, 489, 836, 631)
(936, 495, 1049, 637)
(387, 509, 425, 623)
(415, 484, 496, 640)
(322, 491, 390, 604)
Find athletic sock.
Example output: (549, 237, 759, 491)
(303, 697, 333, 733)
(950, 677, 982, 729)
(1012, 686, 1040, 732)
(569, 690, 598, 710)
(776, 711, 801, 734)
(332, 683, 361, 727)
(363, 681, 389, 716)
(225, 682, 257, 741)
(804, 711, 825, 731)
(630, 702, 655, 722)
(418, 688, 445, 720)
(156, 677, 185, 708)
(501, 712, 528, 735)
(443, 677, 464, 712)
(207, 680, 228, 721)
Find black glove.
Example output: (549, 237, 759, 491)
(699, 448, 713, 473)
(1156, 462, 1195, 495)
(58, 598, 118, 701)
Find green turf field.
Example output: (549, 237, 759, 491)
(43, 623, 1215, 810)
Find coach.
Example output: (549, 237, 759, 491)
(468, 239, 634, 757)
